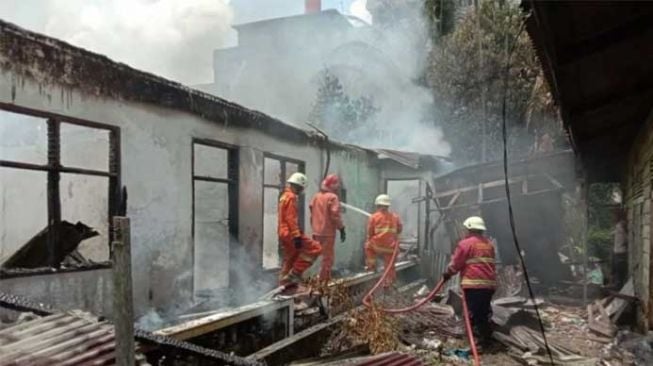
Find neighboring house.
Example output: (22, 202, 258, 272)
(525, 1, 653, 330)
(203, 7, 430, 137)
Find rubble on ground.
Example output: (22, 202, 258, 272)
(314, 285, 642, 365)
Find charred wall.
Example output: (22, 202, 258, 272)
(0, 19, 384, 317)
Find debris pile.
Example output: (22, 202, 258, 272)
(489, 294, 641, 365)
(494, 325, 597, 364)
(321, 288, 465, 363)
(323, 302, 399, 355)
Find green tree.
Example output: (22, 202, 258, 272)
(309, 68, 380, 141)
(425, 1, 564, 163)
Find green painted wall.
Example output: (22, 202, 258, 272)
(308, 148, 381, 274)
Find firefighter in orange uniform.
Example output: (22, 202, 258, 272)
(278, 172, 322, 286)
(310, 174, 346, 282)
(364, 194, 402, 286)
(443, 216, 496, 347)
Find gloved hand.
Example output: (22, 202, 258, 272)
(442, 272, 452, 281)
(293, 237, 303, 249)
(339, 228, 346, 243)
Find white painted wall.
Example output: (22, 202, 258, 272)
(0, 69, 382, 317)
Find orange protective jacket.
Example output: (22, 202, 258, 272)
(367, 210, 403, 248)
(447, 233, 497, 289)
(310, 191, 344, 237)
(278, 187, 301, 241)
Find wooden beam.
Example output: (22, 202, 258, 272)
(440, 187, 562, 212)
(112, 217, 135, 366)
(154, 300, 292, 341)
(558, 13, 653, 66)
(447, 192, 461, 208)
(545, 173, 564, 189)
(434, 176, 531, 199)
(477, 184, 483, 204)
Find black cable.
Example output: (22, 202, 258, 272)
(323, 134, 331, 180)
(500, 15, 556, 365)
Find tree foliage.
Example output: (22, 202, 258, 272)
(308, 68, 380, 141)
(425, 1, 563, 163)
(424, 0, 457, 36)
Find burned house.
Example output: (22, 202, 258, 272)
(0, 19, 450, 322)
(426, 151, 577, 285)
(525, 1, 653, 330)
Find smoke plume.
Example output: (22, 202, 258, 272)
(3, 0, 234, 85)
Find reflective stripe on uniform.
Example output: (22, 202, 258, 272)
(299, 253, 317, 262)
(465, 257, 495, 264)
(371, 244, 394, 254)
(472, 242, 494, 251)
(461, 278, 496, 286)
(374, 227, 397, 234)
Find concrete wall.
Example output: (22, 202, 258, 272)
(0, 69, 382, 317)
(624, 110, 653, 331)
(0, 269, 112, 316)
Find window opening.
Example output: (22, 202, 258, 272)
(192, 140, 238, 296)
(262, 155, 305, 269)
(0, 108, 119, 272)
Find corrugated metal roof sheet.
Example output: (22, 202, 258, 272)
(0, 312, 148, 366)
(376, 149, 422, 169)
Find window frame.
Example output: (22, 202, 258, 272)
(191, 138, 239, 292)
(0, 103, 121, 274)
(261, 153, 305, 270)
(384, 177, 423, 252)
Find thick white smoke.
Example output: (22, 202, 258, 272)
(6, 0, 234, 85)
(350, 0, 372, 24)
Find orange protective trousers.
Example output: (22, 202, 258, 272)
(363, 210, 402, 286)
(279, 235, 322, 285)
(314, 235, 336, 281)
(364, 241, 396, 286)
(278, 187, 323, 285)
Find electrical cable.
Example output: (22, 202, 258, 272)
(358, 11, 551, 366)
(500, 15, 555, 365)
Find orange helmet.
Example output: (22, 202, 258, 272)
(321, 174, 340, 192)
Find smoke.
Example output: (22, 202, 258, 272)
(212, 1, 451, 156)
(350, 0, 372, 24)
(135, 234, 276, 332)
(7, 0, 234, 85)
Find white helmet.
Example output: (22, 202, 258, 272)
(287, 172, 308, 189)
(374, 194, 391, 206)
(463, 216, 486, 231)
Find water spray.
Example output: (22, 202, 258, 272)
(340, 202, 372, 217)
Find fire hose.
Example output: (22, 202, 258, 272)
(361, 240, 481, 366)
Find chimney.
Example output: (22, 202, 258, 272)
(305, 0, 321, 13)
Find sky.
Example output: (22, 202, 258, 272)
(0, 0, 369, 84)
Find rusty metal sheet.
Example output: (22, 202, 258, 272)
(0, 312, 148, 366)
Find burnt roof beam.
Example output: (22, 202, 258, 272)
(568, 82, 653, 119)
(557, 12, 653, 66)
